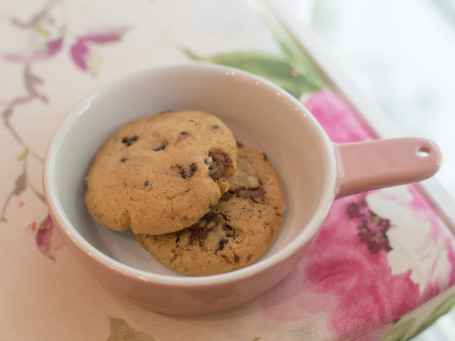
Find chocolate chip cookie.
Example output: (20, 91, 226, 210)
(133, 145, 286, 276)
(84, 110, 237, 235)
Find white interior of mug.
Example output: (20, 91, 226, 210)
(45, 64, 337, 280)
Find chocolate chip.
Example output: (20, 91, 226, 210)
(180, 163, 197, 179)
(175, 229, 185, 243)
(197, 212, 219, 227)
(217, 237, 228, 251)
(176, 131, 190, 143)
(220, 190, 234, 202)
(143, 179, 149, 187)
(204, 157, 215, 171)
(222, 223, 235, 237)
(185, 213, 236, 251)
(262, 153, 268, 161)
(120, 157, 127, 163)
(221, 186, 266, 203)
(207, 151, 232, 181)
(122, 135, 139, 146)
(212, 124, 220, 130)
(126, 135, 138, 146)
(153, 144, 165, 151)
(187, 226, 213, 248)
(237, 186, 266, 203)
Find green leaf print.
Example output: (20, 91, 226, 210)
(380, 293, 455, 341)
(271, 31, 327, 91)
(16, 153, 27, 161)
(107, 318, 156, 341)
(181, 48, 321, 98)
(393, 318, 401, 325)
(410, 293, 455, 338)
(380, 318, 416, 341)
(251, 0, 329, 91)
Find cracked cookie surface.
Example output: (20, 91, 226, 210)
(84, 110, 237, 235)
(133, 145, 286, 276)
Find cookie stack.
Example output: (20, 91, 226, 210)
(85, 110, 286, 276)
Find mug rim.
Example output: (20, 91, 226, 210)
(43, 63, 337, 287)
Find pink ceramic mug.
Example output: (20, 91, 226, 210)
(43, 64, 441, 314)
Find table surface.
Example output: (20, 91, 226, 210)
(2, 1, 455, 340)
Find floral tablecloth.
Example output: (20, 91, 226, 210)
(1, 0, 455, 340)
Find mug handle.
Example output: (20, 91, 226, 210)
(334, 138, 442, 199)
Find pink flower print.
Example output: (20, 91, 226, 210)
(347, 198, 393, 254)
(70, 42, 90, 71)
(303, 89, 375, 143)
(2, 37, 63, 63)
(1, 0, 66, 64)
(35, 213, 65, 261)
(365, 186, 455, 304)
(261, 193, 420, 340)
(70, 26, 130, 75)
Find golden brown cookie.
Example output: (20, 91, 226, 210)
(84, 110, 237, 235)
(134, 145, 286, 276)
